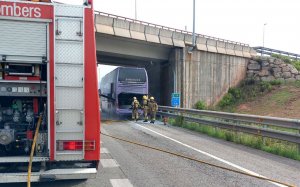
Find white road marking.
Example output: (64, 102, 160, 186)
(100, 147, 110, 154)
(100, 159, 120, 168)
(132, 122, 285, 187)
(110, 179, 133, 187)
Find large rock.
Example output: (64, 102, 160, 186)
(296, 75, 300, 80)
(258, 69, 270, 76)
(287, 64, 294, 69)
(273, 72, 282, 78)
(282, 66, 291, 72)
(261, 61, 269, 67)
(268, 58, 275, 63)
(249, 60, 258, 64)
(261, 76, 275, 81)
(291, 68, 298, 74)
(274, 59, 283, 65)
(282, 72, 292, 78)
(279, 63, 287, 67)
(262, 67, 270, 71)
(272, 67, 282, 73)
(248, 63, 261, 70)
(285, 78, 296, 82)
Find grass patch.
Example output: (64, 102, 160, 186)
(270, 90, 293, 105)
(214, 80, 277, 112)
(214, 77, 298, 113)
(293, 80, 300, 88)
(169, 118, 300, 161)
(262, 125, 299, 134)
(269, 79, 284, 86)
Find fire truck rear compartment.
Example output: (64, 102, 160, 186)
(0, 0, 100, 182)
(0, 15, 49, 158)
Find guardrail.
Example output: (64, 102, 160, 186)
(157, 106, 300, 146)
(94, 11, 249, 46)
(254, 46, 300, 59)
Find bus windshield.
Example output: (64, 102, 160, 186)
(118, 68, 146, 83)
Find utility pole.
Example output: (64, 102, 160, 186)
(262, 23, 267, 56)
(192, 0, 196, 47)
(188, 0, 196, 53)
(135, 0, 137, 19)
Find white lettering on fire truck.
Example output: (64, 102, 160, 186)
(0, 3, 41, 18)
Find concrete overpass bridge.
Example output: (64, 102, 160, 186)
(95, 11, 257, 108)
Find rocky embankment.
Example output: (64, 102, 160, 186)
(247, 58, 300, 81)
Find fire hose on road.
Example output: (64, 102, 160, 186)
(100, 131, 295, 187)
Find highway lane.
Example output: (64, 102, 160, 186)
(99, 120, 300, 187)
(5, 120, 300, 187)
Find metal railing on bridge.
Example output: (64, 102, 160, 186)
(95, 11, 249, 46)
(157, 106, 300, 147)
(254, 46, 300, 59)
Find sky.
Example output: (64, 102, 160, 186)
(57, 0, 300, 82)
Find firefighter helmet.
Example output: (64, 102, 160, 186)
(143, 95, 148, 100)
(133, 97, 137, 100)
(150, 97, 154, 101)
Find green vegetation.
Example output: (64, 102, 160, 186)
(271, 54, 300, 71)
(271, 54, 293, 63)
(270, 90, 293, 105)
(293, 61, 300, 71)
(168, 118, 300, 161)
(259, 81, 273, 92)
(293, 80, 300, 88)
(194, 100, 206, 110)
(218, 87, 242, 108)
(269, 79, 284, 86)
(216, 80, 281, 111)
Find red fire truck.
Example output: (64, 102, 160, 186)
(0, 0, 100, 183)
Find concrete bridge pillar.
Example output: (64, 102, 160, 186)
(179, 50, 248, 108)
(160, 48, 184, 106)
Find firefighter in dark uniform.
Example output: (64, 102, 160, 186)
(148, 97, 158, 124)
(131, 97, 140, 121)
(142, 95, 149, 122)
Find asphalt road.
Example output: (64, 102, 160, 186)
(6, 120, 300, 187)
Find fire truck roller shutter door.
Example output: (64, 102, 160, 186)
(0, 20, 47, 63)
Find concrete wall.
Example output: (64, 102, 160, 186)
(180, 49, 248, 108)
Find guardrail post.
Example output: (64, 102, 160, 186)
(298, 130, 300, 155)
(263, 124, 267, 145)
(235, 120, 239, 142)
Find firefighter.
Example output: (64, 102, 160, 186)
(131, 97, 140, 121)
(148, 97, 158, 124)
(141, 95, 149, 122)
